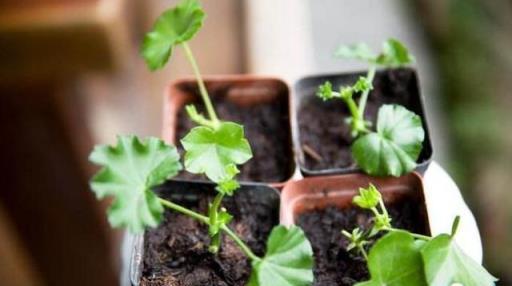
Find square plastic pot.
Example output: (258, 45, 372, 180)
(129, 179, 281, 285)
(292, 68, 433, 177)
(162, 75, 295, 188)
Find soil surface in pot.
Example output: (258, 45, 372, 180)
(297, 199, 428, 286)
(298, 68, 419, 172)
(176, 90, 293, 183)
(141, 185, 278, 286)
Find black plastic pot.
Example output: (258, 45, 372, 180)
(129, 179, 281, 285)
(292, 67, 433, 177)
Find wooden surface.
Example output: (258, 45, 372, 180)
(0, 204, 43, 286)
(0, 0, 132, 80)
(0, 82, 118, 286)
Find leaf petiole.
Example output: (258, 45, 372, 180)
(385, 227, 431, 241)
(221, 224, 261, 262)
(182, 42, 219, 125)
(158, 197, 209, 224)
(186, 105, 219, 129)
(358, 245, 369, 261)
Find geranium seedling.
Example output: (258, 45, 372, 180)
(89, 1, 315, 285)
(317, 39, 424, 177)
(342, 184, 497, 286)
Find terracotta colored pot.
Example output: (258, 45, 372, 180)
(292, 68, 433, 177)
(280, 172, 431, 235)
(130, 179, 281, 285)
(162, 75, 295, 188)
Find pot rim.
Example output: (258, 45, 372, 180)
(279, 172, 432, 235)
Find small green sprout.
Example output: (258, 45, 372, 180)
(353, 183, 381, 209)
(342, 228, 369, 260)
(316, 39, 424, 177)
(342, 184, 497, 286)
(316, 81, 334, 101)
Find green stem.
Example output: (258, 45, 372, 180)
(209, 192, 225, 225)
(343, 96, 368, 135)
(358, 65, 376, 115)
(343, 96, 361, 121)
(182, 42, 219, 124)
(370, 207, 380, 218)
(158, 198, 209, 224)
(207, 193, 226, 253)
(358, 245, 369, 261)
(386, 227, 431, 241)
(221, 225, 261, 262)
(378, 199, 389, 218)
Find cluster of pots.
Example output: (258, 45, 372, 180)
(131, 68, 433, 285)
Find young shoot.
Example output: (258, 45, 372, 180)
(89, 1, 314, 285)
(343, 184, 497, 286)
(141, 0, 252, 254)
(317, 39, 424, 177)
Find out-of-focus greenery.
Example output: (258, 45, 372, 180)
(409, 0, 512, 284)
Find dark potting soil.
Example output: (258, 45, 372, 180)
(140, 184, 278, 286)
(298, 68, 422, 172)
(297, 199, 428, 286)
(176, 85, 293, 183)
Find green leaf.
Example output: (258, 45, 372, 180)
(336, 43, 377, 62)
(248, 225, 314, 286)
(89, 136, 182, 233)
(353, 183, 381, 209)
(352, 104, 424, 176)
(421, 234, 497, 286)
(356, 231, 427, 286)
(376, 38, 415, 67)
(141, 0, 205, 70)
(181, 121, 252, 182)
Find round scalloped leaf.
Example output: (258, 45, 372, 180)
(89, 136, 182, 233)
(352, 104, 424, 177)
(376, 38, 415, 67)
(355, 231, 427, 286)
(141, 0, 205, 70)
(421, 234, 497, 286)
(248, 225, 314, 286)
(335, 43, 377, 62)
(181, 121, 252, 182)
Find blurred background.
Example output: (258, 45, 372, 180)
(0, 0, 510, 285)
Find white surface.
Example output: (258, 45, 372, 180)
(243, 0, 314, 83)
(423, 161, 483, 262)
